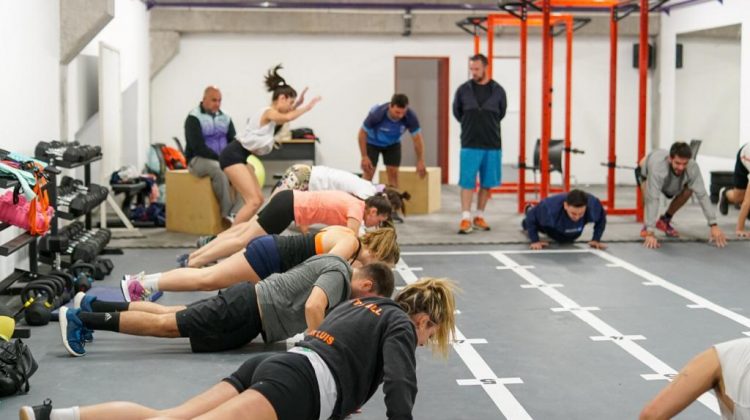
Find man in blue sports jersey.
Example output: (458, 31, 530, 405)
(358, 94, 426, 189)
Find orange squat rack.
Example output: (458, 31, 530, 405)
(461, 0, 654, 220)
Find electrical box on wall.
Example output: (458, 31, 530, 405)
(632, 43, 656, 69)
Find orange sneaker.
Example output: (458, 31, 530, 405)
(472, 216, 491, 231)
(458, 219, 473, 234)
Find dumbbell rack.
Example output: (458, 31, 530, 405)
(41, 155, 113, 268)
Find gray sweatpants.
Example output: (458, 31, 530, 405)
(188, 157, 243, 217)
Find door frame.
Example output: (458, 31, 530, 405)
(394, 56, 450, 184)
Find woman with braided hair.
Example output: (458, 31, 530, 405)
(219, 64, 321, 224)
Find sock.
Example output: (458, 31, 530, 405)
(461, 211, 471, 221)
(50, 406, 80, 420)
(475, 210, 484, 218)
(90, 300, 130, 313)
(662, 212, 673, 222)
(143, 273, 162, 292)
(78, 312, 120, 332)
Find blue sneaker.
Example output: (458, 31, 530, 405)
(176, 253, 189, 268)
(59, 307, 87, 357)
(73, 291, 96, 312)
(72, 292, 96, 342)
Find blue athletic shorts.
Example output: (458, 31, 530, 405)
(459, 148, 502, 190)
(244, 235, 282, 280)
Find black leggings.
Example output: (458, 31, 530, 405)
(223, 352, 320, 420)
(256, 189, 295, 234)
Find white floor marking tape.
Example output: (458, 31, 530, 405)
(744, 332, 750, 337)
(397, 258, 533, 420)
(401, 249, 589, 256)
(491, 251, 720, 414)
(592, 250, 750, 330)
(520, 283, 563, 289)
(497, 265, 535, 270)
(551, 306, 600, 312)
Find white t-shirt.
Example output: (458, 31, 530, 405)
(237, 107, 276, 156)
(714, 338, 750, 420)
(309, 166, 377, 200)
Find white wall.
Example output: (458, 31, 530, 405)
(66, 0, 150, 170)
(675, 37, 740, 159)
(0, 1, 61, 278)
(152, 32, 654, 185)
(659, 0, 750, 182)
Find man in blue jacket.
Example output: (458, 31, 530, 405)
(522, 189, 608, 250)
(453, 54, 507, 234)
(358, 93, 426, 189)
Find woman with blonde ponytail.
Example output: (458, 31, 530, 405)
(121, 226, 399, 301)
(37, 277, 458, 420)
(218, 64, 321, 224)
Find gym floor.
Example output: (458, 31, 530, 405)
(2, 186, 747, 419)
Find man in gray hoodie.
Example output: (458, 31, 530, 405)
(636, 141, 727, 249)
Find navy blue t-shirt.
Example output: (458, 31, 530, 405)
(362, 103, 421, 148)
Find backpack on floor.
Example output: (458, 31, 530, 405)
(0, 339, 38, 396)
(145, 139, 187, 183)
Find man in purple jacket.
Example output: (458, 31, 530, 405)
(185, 86, 241, 221)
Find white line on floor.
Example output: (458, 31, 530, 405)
(592, 250, 750, 329)
(491, 251, 720, 415)
(397, 258, 532, 420)
(401, 249, 589, 256)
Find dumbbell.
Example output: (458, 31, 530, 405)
(70, 229, 111, 262)
(92, 257, 114, 280)
(70, 261, 96, 292)
(69, 185, 108, 215)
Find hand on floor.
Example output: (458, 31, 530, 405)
(736, 230, 750, 239)
(588, 240, 607, 250)
(709, 226, 727, 248)
(529, 241, 549, 250)
(643, 235, 660, 249)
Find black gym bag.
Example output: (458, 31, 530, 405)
(0, 339, 38, 396)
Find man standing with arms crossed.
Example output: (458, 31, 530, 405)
(453, 54, 507, 234)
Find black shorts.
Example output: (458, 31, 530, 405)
(256, 189, 295, 234)
(175, 282, 264, 352)
(366, 143, 402, 167)
(223, 352, 320, 420)
(634, 166, 646, 186)
(219, 140, 252, 170)
(734, 148, 749, 189)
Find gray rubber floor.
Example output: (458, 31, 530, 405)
(1, 242, 747, 419)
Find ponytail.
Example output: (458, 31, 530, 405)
(264, 64, 297, 100)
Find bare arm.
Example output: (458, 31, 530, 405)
(359, 128, 373, 175)
(412, 132, 426, 178)
(639, 347, 722, 420)
(263, 96, 321, 125)
(304, 286, 329, 333)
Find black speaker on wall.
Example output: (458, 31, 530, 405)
(676, 43, 684, 69)
(633, 43, 656, 69)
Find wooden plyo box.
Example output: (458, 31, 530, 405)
(166, 170, 225, 235)
(379, 166, 441, 214)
